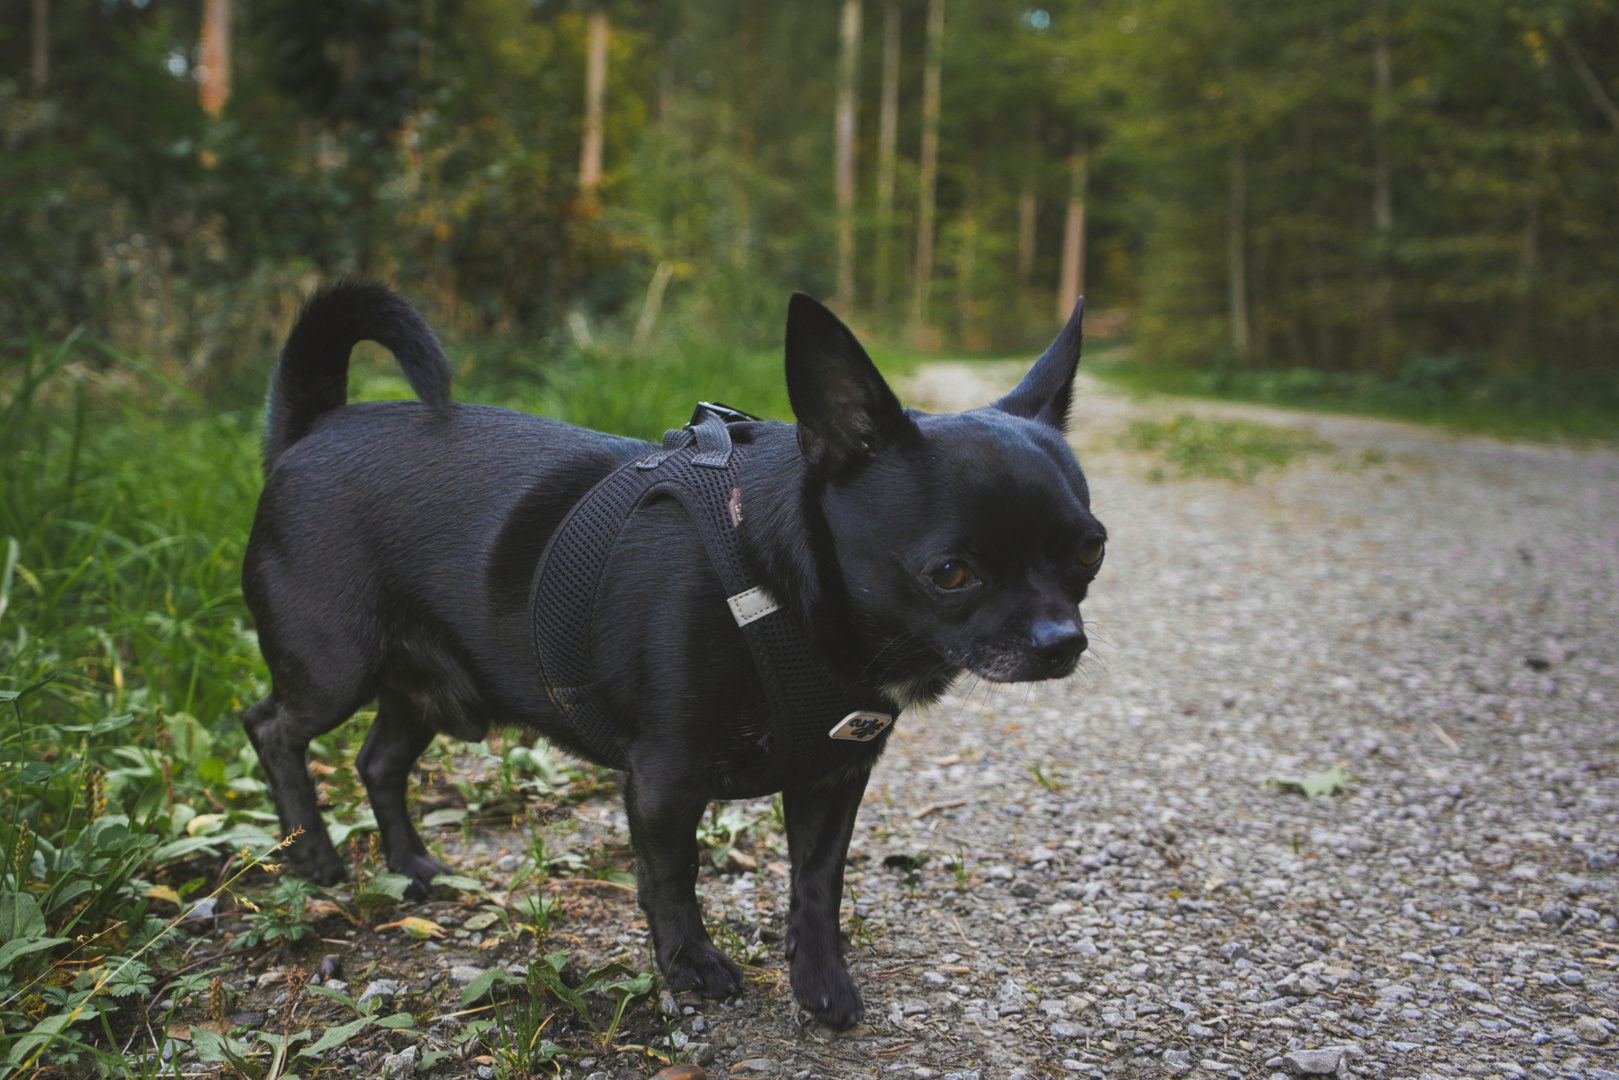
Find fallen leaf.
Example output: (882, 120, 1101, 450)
(1267, 765, 1347, 799)
(374, 916, 445, 939)
(146, 885, 183, 907)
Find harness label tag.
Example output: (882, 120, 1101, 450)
(727, 586, 780, 627)
(829, 711, 893, 742)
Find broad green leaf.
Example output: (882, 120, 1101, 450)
(460, 966, 521, 1006)
(429, 873, 487, 896)
(0, 935, 71, 972)
(7, 1011, 78, 1068)
(373, 1011, 416, 1030)
(421, 808, 468, 828)
(0, 893, 47, 942)
(362, 872, 413, 902)
(298, 1016, 371, 1057)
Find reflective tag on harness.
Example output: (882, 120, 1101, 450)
(829, 711, 894, 742)
(727, 586, 780, 626)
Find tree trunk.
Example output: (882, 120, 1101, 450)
(874, 3, 901, 311)
(420, 0, 437, 82)
(579, 4, 609, 194)
(834, 0, 863, 313)
(1057, 138, 1087, 323)
(1371, 0, 1393, 364)
(1018, 183, 1037, 285)
(30, 0, 47, 95)
(1562, 39, 1619, 135)
(911, 0, 944, 338)
(1227, 141, 1250, 360)
(199, 0, 231, 116)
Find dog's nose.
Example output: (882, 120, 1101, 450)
(1029, 618, 1087, 670)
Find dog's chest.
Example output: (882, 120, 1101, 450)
(529, 409, 899, 796)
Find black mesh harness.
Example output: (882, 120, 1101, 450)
(529, 405, 899, 795)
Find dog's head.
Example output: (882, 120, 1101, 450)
(785, 295, 1105, 702)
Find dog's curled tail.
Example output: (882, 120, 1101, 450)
(264, 279, 451, 470)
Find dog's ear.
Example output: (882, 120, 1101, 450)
(994, 296, 1084, 431)
(786, 293, 912, 472)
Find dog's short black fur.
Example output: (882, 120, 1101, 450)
(242, 282, 1105, 1027)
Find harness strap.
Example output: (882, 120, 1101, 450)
(529, 406, 898, 795)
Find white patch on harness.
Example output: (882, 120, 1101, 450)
(727, 586, 779, 626)
(829, 711, 893, 742)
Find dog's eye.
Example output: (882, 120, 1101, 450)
(931, 562, 977, 590)
(1077, 538, 1105, 565)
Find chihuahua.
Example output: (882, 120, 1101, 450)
(241, 282, 1104, 1027)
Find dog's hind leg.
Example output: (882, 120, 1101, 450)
(242, 694, 351, 886)
(623, 771, 746, 999)
(783, 770, 871, 1028)
(355, 692, 450, 898)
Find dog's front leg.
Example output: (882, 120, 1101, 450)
(624, 769, 746, 999)
(783, 769, 870, 1028)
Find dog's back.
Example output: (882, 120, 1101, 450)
(246, 282, 642, 744)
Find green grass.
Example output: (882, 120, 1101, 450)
(1089, 354, 1619, 444)
(1119, 413, 1334, 483)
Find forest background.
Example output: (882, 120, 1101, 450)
(5, 0, 1619, 405)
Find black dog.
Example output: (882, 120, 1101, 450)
(241, 282, 1105, 1027)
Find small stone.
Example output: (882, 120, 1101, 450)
(358, 979, 400, 1005)
(495, 853, 523, 873)
(1273, 973, 1321, 998)
(1558, 969, 1586, 987)
(1031, 845, 1057, 862)
(1163, 1049, 1194, 1074)
(686, 1043, 716, 1066)
(1011, 882, 1039, 899)
(1050, 1021, 1084, 1038)
(382, 1045, 417, 1078)
(1281, 1048, 1343, 1076)
(1188, 1023, 1216, 1038)
(1574, 1016, 1611, 1044)
(180, 897, 218, 924)
(659, 991, 680, 1018)
(324, 979, 348, 993)
(449, 965, 489, 986)
(1217, 942, 1249, 962)
(1450, 976, 1490, 1001)
(256, 970, 286, 989)
(736, 1058, 779, 1075)
(981, 864, 1015, 881)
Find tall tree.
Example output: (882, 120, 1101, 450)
(874, 2, 901, 310)
(580, 2, 609, 194)
(199, 0, 231, 116)
(30, 0, 47, 95)
(834, 0, 862, 312)
(1057, 137, 1087, 321)
(912, 0, 944, 337)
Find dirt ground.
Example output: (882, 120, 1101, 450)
(158, 367, 1619, 1080)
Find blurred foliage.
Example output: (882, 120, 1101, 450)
(3, 0, 1616, 381)
(1119, 413, 1333, 483)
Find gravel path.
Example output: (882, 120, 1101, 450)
(224, 368, 1619, 1080)
(658, 367, 1619, 1080)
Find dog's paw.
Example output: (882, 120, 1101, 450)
(790, 956, 864, 1029)
(287, 842, 347, 887)
(396, 854, 454, 899)
(661, 942, 746, 1000)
